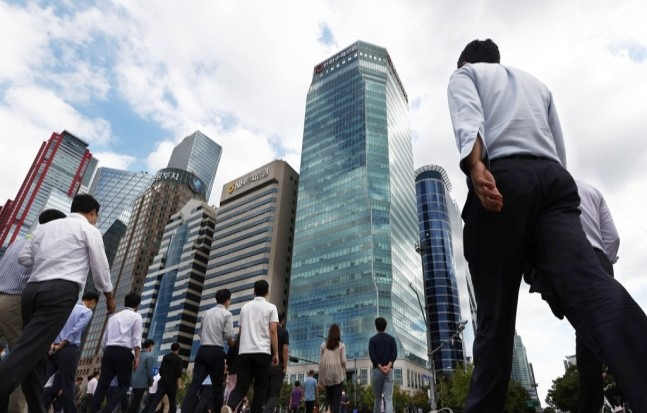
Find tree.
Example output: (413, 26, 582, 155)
(504, 380, 531, 413)
(543, 408, 556, 413)
(546, 364, 579, 412)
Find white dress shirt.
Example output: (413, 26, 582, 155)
(18, 213, 113, 293)
(199, 304, 234, 347)
(448, 63, 566, 170)
(86, 377, 98, 394)
(576, 180, 620, 263)
(102, 307, 142, 349)
(238, 296, 279, 355)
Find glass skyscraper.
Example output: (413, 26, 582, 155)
(167, 130, 222, 199)
(415, 165, 475, 377)
(287, 41, 427, 388)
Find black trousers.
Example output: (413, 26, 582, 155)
(181, 346, 225, 413)
(0, 280, 79, 413)
(127, 388, 147, 413)
(325, 383, 343, 413)
(43, 344, 81, 413)
(146, 383, 177, 413)
(226, 353, 271, 413)
(90, 346, 134, 413)
(463, 158, 647, 412)
(262, 365, 285, 413)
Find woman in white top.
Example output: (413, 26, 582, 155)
(318, 324, 346, 413)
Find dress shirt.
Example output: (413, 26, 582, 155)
(576, 180, 620, 263)
(0, 238, 31, 295)
(131, 350, 156, 389)
(102, 307, 142, 349)
(55, 303, 93, 345)
(199, 304, 234, 347)
(86, 377, 98, 394)
(238, 296, 279, 355)
(304, 376, 317, 401)
(448, 63, 566, 170)
(18, 213, 113, 293)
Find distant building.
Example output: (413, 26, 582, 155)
(414, 165, 476, 376)
(139, 199, 217, 366)
(192, 160, 298, 359)
(167, 130, 222, 199)
(0, 130, 96, 248)
(511, 331, 535, 392)
(286, 41, 428, 390)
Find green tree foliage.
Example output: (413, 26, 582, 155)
(546, 364, 579, 412)
(543, 408, 556, 413)
(504, 380, 532, 412)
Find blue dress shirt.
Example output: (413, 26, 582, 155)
(55, 303, 93, 346)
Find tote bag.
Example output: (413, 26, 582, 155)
(319, 344, 345, 386)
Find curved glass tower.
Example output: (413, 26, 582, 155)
(287, 41, 427, 379)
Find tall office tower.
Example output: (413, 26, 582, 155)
(511, 331, 533, 390)
(414, 165, 476, 377)
(139, 199, 217, 366)
(286, 41, 427, 389)
(167, 130, 222, 199)
(0, 130, 96, 248)
(77, 168, 209, 377)
(193, 160, 298, 359)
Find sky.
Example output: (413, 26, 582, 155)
(1, 0, 646, 405)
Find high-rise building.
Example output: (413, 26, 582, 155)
(0, 130, 96, 248)
(414, 165, 476, 377)
(167, 130, 222, 199)
(511, 331, 533, 390)
(193, 160, 298, 358)
(139, 199, 217, 366)
(286, 41, 428, 390)
(77, 168, 210, 377)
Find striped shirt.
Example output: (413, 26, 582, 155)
(0, 238, 31, 295)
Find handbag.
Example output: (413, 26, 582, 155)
(318, 344, 345, 386)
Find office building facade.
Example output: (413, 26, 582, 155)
(139, 199, 217, 366)
(286, 41, 428, 389)
(167, 130, 222, 199)
(77, 168, 209, 376)
(415, 165, 476, 376)
(192, 160, 298, 358)
(0, 130, 95, 248)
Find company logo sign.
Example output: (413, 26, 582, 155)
(314, 44, 358, 73)
(227, 168, 270, 194)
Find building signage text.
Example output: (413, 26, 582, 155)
(227, 168, 270, 194)
(314, 44, 358, 73)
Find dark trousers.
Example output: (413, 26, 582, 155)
(262, 365, 285, 413)
(195, 385, 214, 413)
(462, 158, 647, 412)
(324, 383, 343, 413)
(43, 345, 81, 413)
(127, 388, 147, 413)
(577, 248, 614, 413)
(226, 353, 272, 413)
(305, 401, 316, 413)
(90, 346, 134, 413)
(0, 280, 79, 413)
(181, 346, 225, 413)
(146, 383, 177, 413)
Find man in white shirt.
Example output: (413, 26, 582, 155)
(447, 39, 647, 411)
(79, 372, 99, 413)
(182, 289, 234, 413)
(89, 292, 142, 413)
(0, 195, 115, 413)
(222, 280, 279, 413)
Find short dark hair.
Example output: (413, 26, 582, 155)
(253, 279, 269, 297)
(71, 194, 101, 214)
(143, 339, 155, 349)
(295, 381, 301, 387)
(82, 291, 100, 303)
(124, 292, 141, 309)
(171, 342, 181, 351)
(38, 209, 66, 224)
(375, 317, 387, 332)
(457, 39, 500, 69)
(76, 376, 83, 382)
(216, 289, 231, 304)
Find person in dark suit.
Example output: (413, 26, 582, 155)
(146, 342, 183, 413)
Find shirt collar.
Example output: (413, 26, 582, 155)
(254, 296, 267, 302)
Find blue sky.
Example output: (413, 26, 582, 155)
(1, 0, 647, 404)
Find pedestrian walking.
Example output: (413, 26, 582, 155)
(223, 339, 239, 408)
(303, 370, 318, 413)
(221, 280, 279, 413)
(289, 381, 303, 413)
(368, 317, 396, 413)
(318, 324, 346, 413)
(263, 314, 289, 413)
(90, 292, 142, 413)
(182, 289, 234, 413)
(43, 291, 100, 413)
(0, 195, 115, 413)
(0, 208, 66, 413)
(78, 372, 99, 413)
(145, 342, 183, 413)
(127, 339, 156, 413)
(447, 38, 647, 411)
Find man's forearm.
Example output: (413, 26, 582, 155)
(464, 134, 485, 173)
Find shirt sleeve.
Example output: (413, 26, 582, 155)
(599, 195, 620, 263)
(18, 238, 34, 267)
(270, 305, 279, 323)
(447, 67, 486, 174)
(131, 315, 143, 349)
(390, 336, 398, 364)
(146, 355, 155, 383)
(224, 312, 234, 341)
(547, 92, 567, 168)
(86, 227, 113, 293)
(368, 337, 377, 365)
(61, 308, 92, 343)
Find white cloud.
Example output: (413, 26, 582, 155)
(93, 151, 136, 170)
(145, 140, 176, 173)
